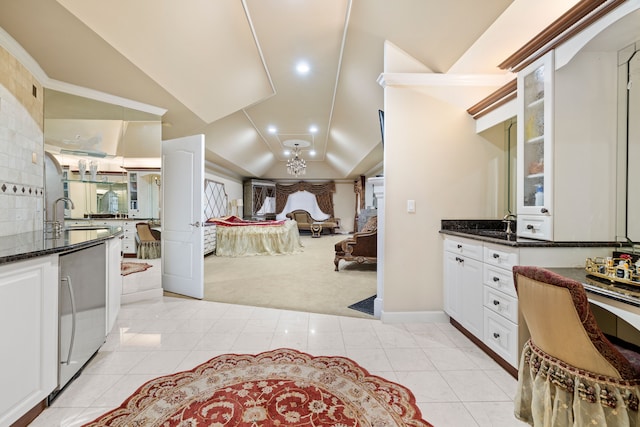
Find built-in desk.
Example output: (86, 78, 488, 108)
(547, 267, 640, 346)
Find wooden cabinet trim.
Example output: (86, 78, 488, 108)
(498, 0, 625, 72)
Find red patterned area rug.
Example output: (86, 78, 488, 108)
(82, 348, 432, 426)
(120, 261, 152, 276)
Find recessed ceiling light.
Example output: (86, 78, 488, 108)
(284, 150, 291, 156)
(268, 126, 277, 134)
(309, 150, 316, 156)
(309, 125, 318, 133)
(296, 61, 310, 75)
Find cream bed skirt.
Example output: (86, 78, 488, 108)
(215, 219, 303, 257)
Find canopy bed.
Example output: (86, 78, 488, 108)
(206, 216, 302, 257)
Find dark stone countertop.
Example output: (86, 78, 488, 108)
(0, 226, 123, 265)
(440, 219, 626, 248)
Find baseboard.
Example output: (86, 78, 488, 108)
(121, 288, 164, 304)
(380, 310, 449, 324)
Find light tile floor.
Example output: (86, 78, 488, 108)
(31, 261, 528, 427)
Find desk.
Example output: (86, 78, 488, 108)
(548, 267, 640, 340)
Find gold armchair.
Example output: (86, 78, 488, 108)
(513, 266, 640, 426)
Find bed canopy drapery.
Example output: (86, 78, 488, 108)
(276, 181, 336, 218)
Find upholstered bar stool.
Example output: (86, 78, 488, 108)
(135, 222, 161, 259)
(513, 266, 640, 427)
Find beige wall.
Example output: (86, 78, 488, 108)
(382, 85, 506, 314)
(333, 181, 356, 233)
(0, 45, 44, 237)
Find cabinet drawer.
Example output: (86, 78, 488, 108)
(484, 309, 519, 368)
(444, 237, 483, 261)
(483, 286, 518, 323)
(517, 214, 552, 241)
(122, 242, 136, 254)
(483, 245, 518, 270)
(483, 264, 517, 298)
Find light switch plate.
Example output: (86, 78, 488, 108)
(407, 199, 416, 213)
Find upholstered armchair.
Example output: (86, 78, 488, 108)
(513, 266, 640, 427)
(334, 216, 377, 271)
(135, 222, 161, 259)
(286, 210, 339, 234)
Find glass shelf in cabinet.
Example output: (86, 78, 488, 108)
(526, 135, 544, 144)
(526, 97, 544, 109)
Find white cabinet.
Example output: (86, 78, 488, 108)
(443, 237, 484, 339)
(127, 170, 161, 219)
(204, 224, 216, 255)
(516, 46, 618, 242)
(122, 220, 137, 256)
(517, 51, 554, 240)
(107, 236, 123, 334)
(0, 256, 58, 427)
(482, 243, 520, 367)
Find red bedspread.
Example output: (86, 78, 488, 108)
(206, 215, 285, 227)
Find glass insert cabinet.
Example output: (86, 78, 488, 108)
(517, 51, 554, 240)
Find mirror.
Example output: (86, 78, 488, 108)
(618, 43, 640, 244)
(44, 88, 163, 219)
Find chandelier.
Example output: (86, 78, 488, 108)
(286, 144, 306, 176)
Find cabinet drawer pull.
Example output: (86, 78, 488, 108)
(526, 224, 534, 230)
(493, 253, 500, 259)
(493, 300, 500, 306)
(493, 276, 500, 282)
(493, 332, 500, 339)
(541, 208, 548, 214)
(457, 244, 462, 249)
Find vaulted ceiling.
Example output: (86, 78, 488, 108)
(1, 0, 567, 181)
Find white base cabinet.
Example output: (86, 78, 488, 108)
(482, 243, 520, 367)
(0, 256, 58, 427)
(204, 224, 216, 255)
(443, 237, 484, 339)
(107, 236, 123, 334)
(443, 235, 614, 369)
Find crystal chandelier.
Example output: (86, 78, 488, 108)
(286, 144, 306, 176)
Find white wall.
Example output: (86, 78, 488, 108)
(334, 181, 356, 233)
(204, 167, 243, 216)
(382, 85, 505, 314)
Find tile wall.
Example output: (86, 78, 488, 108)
(0, 45, 44, 237)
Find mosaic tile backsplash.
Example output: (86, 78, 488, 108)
(0, 45, 44, 237)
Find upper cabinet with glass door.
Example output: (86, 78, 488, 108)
(517, 51, 554, 240)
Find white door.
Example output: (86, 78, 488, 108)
(161, 135, 204, 299)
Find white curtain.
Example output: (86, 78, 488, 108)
(276, 190, 330, 220)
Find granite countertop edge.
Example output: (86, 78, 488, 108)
(440, 219, 626, 248)
(439, 229, 625, 248)
(0, 227, 123, 265)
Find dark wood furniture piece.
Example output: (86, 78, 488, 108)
(334, 216, 377, 271)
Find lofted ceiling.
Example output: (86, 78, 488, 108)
(0, 0, 534, 180)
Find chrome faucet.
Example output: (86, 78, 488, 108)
(52, 197, 75, 232)
(502, 213, 517, 234)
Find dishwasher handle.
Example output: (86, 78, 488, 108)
(61, 276, 77, 365)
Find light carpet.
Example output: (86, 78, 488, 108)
(81, 348, 432, 426)
(203, 234, 377, 318)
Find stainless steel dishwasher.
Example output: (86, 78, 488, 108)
(50, 242, 106, 402)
